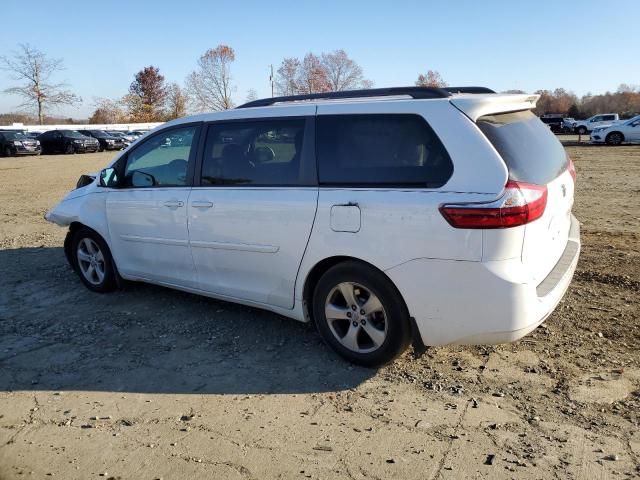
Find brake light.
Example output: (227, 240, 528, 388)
(567, 157, 577, 184)
(439, 181, 548, 229)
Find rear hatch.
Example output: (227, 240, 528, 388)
(475, 110, 574, 285)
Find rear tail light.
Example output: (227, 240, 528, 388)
(439, 181, 547, 229)
(567, 157, 577, 184)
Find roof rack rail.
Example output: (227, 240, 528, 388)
(237, 86, 495, 109)
(442, 86, 496, 94)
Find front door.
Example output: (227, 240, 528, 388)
(106, 124, 201, 287)
(188, 111, 318, 309)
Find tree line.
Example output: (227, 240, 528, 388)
(1, 43, 638, 125)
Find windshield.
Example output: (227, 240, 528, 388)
(477, 110, 568, 185)
(88, 130, 108, 137)
(626, 115, 640, 125)
(60, 130, 85, 139)
(2, 132, 27, 140)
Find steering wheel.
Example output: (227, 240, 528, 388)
(253, 146, 276, 164)
(168, 159, 188, 183)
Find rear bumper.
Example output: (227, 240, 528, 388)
(386, 214, 581, 346)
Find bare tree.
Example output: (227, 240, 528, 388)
(533, 88, 579, 115)
(321, 50, 369, 91)
(297, 53, 330, 94)
(89, 97, 126, 124)
(165, 83, 187, 120)
(0, 44, 80, 125)
(415, 70, 448, 88)
(245, 89, 258, 103)
(275, 57, 301, 96)
(186, 45, 235, 111)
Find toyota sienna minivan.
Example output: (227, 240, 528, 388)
(45, 86, 580, 366)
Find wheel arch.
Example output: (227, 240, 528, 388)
(301, 255, 426, 358)
(66, 222, 122, 288)
(302, 255, 410, 323)
(606, 131, 625, 143)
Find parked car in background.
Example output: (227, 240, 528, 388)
(24, 131, 44, 139)
(571, 113, 620, 134)
(0, 130, 41, 156)
(78, 130, 125, 151)
(590, 115, 640, 145)
(107, 131, 134, 146)
(562, 118, 575, 132)
(540, 114, 565, 133)
(45, 87, 580, 366)
(116, 131, 137, 143)
(127, 131, 147, 140)
(38, 130, 99, 154)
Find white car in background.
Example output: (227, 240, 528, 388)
(590, 115, 640, 145)
(572, 113, 620, 134)
(45, 87, 580, 366)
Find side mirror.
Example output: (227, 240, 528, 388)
(99, 167, 118, 188)
(131, 170, 156, 187)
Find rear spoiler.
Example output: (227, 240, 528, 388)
(449, 94, 540, 122)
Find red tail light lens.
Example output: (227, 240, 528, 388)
(567, 157, 577, 184)
(439, 181, 548, 229)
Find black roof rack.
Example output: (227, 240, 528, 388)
(442, 86, 496, 94)
(237, 86, 495, 109)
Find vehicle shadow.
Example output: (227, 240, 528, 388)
(0, 247, 375, 395)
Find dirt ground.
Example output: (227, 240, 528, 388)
(0, 137, 638, 479)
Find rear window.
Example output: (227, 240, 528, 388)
(316, 114, 453, 187)
(477, 110, 568, 185)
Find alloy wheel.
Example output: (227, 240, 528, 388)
(76, 238, 106, 285)
(324, 282, 387, 353)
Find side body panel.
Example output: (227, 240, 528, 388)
(106, 187, 195, 287)
(295, 99, 508, 303)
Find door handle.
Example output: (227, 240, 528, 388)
(191, 200, 214, 208)
(164, 200, 184, 208)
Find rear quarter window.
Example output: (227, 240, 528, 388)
(477, 110, 568, 185)
(316, 114, 453, 187)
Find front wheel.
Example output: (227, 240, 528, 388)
(65, 143, 75, 154)
(576, 126, 587, 135)
(312, 261, 411, 367)
(4, 146, 13, 157)
(606, 132, 624, 146)
(71, 227, 117, 293)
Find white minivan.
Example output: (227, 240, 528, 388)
(46, 87, 580, 366)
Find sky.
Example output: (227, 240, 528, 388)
(0, 0, 638, 118)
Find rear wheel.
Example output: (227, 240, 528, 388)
(71, 227, 117, 293)
(312, 261, 411, 367)
(606, 132, 624, 145)
(3, 146, 12, 157)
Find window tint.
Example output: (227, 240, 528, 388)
(316, 114, 453, 187)
(477, 110, 568, 185)
(201, 119, 305, 186)
(602, 115, 615, 121)
(123, 126, 197, 187)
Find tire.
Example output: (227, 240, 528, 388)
(576, 126, 587, 135)
(98, 143, 105, 152)
(606, 132, 624, 146)
(4, 146, 12, 157)
(312, 261, 411, 367)
(65, 143, 75, 154)
(71, 227, 117, 293)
